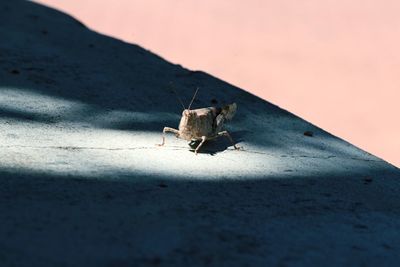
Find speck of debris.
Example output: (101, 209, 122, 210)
(41, 30, 48, 35)
(211, 98, 218, 104)
(382, 243, 393, 250)
(103, 193, 114, 200)
(147, 257, 161, 266)
(88, 44, 95, 48)
(303, 131, 314, 137)
(27, 14, 39, 20)
(353, 224, 368, 229)
(351, 245, 365, 251)
(364, 177, 373, 184)
(10, 69, 20, 75)
(158, 183, 168, 188)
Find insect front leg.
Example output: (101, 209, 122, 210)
(217, 130, 240, 150)
(157, 127, 179, 146)
(194, 136, 207, 155)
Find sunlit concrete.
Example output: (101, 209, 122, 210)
(1, 123, 385, 180)
(0, 88, 387, 180)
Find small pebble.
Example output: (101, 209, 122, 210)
(303, 131, 314, 137)
(364, 177, 373, 184)
(150, 257, 161, 265)
(158, 183, 168, 188)
(353, 224, 368, 229)
(104, 193, 114, 199)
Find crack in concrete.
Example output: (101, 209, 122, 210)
(0, 144, 381, 162)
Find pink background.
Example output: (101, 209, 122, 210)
(34, 0, 399, 167)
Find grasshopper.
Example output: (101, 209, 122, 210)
(158, 87, 239, 154)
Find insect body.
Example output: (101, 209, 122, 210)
(158, 88, 239, 154)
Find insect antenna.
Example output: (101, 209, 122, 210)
(187, 87, 199, 110)
(168, 82, 186, 110)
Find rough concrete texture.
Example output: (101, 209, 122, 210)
(1, 1, 399, 266)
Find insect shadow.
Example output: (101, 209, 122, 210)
(188, 139, 230, 156)
(188, 130, 245, 156)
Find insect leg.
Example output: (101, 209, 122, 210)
(157, 127, 179, 146)
(217, 130, 240, 150)
(194, 136, 207, 155)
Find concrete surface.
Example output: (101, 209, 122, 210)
(0, 1, 399, 266)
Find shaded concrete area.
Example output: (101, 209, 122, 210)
(0, 1, 399, 266)
(1, 170, 400, 267)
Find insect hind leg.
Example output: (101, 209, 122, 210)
(157, 127, 179, 146)
(194, 136, 207, 155)
(217, 130, 240, 150)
